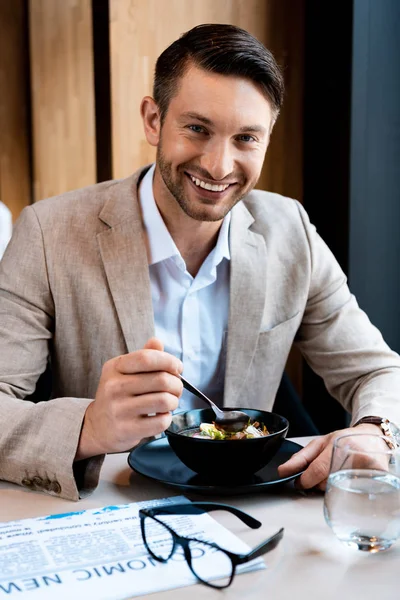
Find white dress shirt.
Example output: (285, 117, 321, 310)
(0, 202, 12, 261)
(138, 164, 231, 411)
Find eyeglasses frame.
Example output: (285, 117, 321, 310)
(139, 501, 284, 589)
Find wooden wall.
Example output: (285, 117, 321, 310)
(0, 0, 31, 221)
(29, 0, 96, 202)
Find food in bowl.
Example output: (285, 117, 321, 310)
(183, 420, 270, 440)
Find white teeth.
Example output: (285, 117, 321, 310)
(190, 175, 229, 192)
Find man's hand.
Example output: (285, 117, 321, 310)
(278, 423, 386, 490)
(75, 338, 183, 460)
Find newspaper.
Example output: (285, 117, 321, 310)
(0, 496, 265, 599)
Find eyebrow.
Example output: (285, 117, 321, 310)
(180, 111, 267, 135)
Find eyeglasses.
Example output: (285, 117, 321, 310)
(139, 501, 284, 589)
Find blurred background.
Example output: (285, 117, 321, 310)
(0, 0, 399, 432)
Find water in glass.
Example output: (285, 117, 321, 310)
(324, 468, 400, 552)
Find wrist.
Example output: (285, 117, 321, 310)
(75, 405, 106, 461)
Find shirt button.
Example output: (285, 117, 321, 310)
(49, 481, 62, 495)
(32, 475, 44, 488)
(42, 477, 52, 491)
(21, 477, 34, 488)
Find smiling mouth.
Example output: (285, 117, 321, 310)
(185, 172, 235, 193)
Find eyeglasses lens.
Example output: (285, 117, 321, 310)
(187, 539, 233, 588)
(143, 516, 175, 560)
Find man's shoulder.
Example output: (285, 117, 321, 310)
(25, 167, 148, 234)
(32, 177, 128, 218)
(242, 188, 303, 223)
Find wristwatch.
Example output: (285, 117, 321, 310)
(353, 416, 400, 450)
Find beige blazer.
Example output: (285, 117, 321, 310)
(1, 167, 400, 500)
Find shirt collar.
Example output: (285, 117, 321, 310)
(138, 163, 231, 268)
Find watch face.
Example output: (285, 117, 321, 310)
(388, 421, 400, 442)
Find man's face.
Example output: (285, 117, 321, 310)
(149, 65, 274, 222)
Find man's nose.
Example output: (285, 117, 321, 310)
(200, 141, 235, 181)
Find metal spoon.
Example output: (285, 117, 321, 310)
(179, 374, 249, 433)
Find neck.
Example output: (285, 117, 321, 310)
(161, 206, 221, 277)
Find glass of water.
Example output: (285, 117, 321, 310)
(324, 433, 400, 552)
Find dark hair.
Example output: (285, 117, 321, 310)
(153, 23, 284, 122)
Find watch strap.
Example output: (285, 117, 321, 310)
(353, 416, 384, 427)
(353, 416, 400, 450)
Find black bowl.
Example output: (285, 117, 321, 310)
(165, 408, 289, 481)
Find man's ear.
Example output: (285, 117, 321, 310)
(141, 96, 161, 147)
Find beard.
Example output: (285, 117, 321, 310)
(156, 141, 254, 222)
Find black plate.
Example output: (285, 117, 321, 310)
(128, 437, 304, 495)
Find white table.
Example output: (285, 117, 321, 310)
(0, 437, 399, 600)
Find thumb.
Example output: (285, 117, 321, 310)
(143, 337, 164, 352)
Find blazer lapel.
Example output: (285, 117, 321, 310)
(97, 170, 155, 353)
(224, 201, 267, 407)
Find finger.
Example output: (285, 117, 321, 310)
(123, 392, 180, 417)
(295, 478, 328, 492)
(105, 372, 183, 400)
(316, 478, 328, 491)
(120, 412, 174, 441)
(136, 412, 174, 437)
(278, 437, 328, 477)
(116, 348, 183, 376)
(144, 337, 164, 352)
(296, 445, 333, 489)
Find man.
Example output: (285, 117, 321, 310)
(1, 24, 399, 500)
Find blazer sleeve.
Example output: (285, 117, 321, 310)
(0, 206, 104, 500)
(294, 201, 400, 425)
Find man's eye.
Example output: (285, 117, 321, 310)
(188, 125, 205, 134)
(237, 134, 256, 143)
